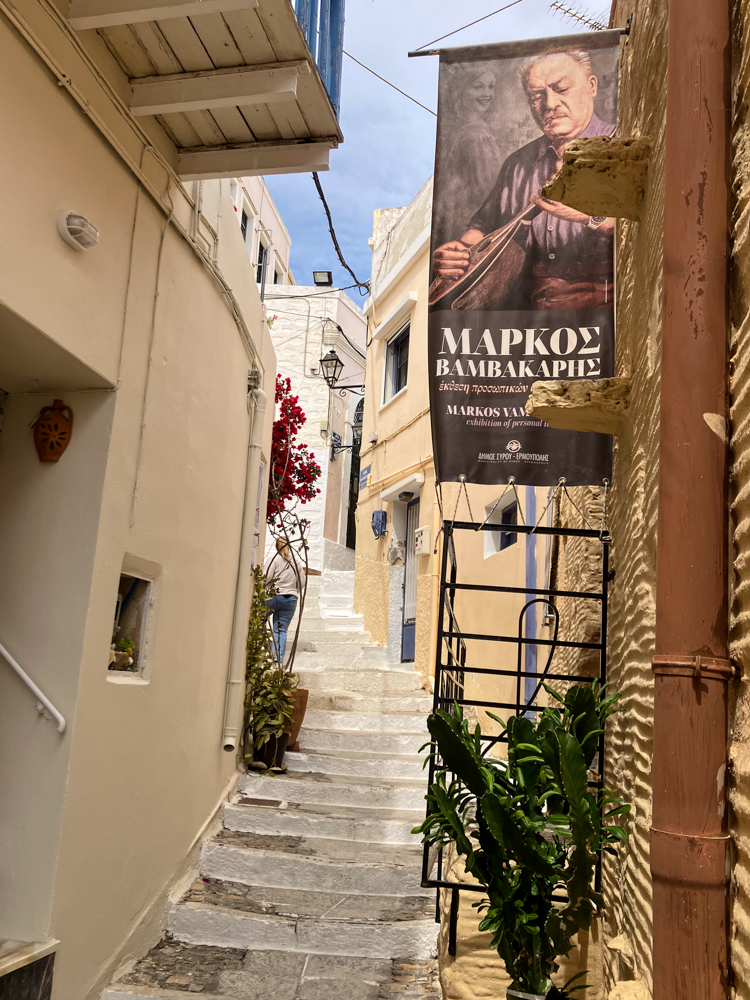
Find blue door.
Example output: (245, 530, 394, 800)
(401, 499, 420, 662)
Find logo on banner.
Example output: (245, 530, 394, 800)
(506, 440, 522, 453)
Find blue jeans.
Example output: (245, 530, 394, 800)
(265, 595, 298, 664)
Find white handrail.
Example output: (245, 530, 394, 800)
(0, 641, 66, 733)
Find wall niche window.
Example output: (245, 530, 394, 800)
(483, 499, 519, 558)
(110, 572, 152, 672)
(384, 324, 410, 403)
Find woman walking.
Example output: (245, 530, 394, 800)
(264, 538, 300, 665)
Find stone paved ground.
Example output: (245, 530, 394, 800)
(119, 940, 441, 998)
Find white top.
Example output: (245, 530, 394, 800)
(264, 552, 300, 597)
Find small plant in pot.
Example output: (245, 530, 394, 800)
(242, 567, 297, 772)
(413, 683, 630, 999)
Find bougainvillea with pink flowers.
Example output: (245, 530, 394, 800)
(267, 374, 322, 524)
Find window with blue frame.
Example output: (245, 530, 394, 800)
(500, 502, 518, 550)
(384, 324, 409, 402)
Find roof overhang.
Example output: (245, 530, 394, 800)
(68, 0, 343, 179)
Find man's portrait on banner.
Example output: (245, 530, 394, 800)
(430, 46, 617, 313)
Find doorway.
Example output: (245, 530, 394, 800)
(401, 498, 420, 661)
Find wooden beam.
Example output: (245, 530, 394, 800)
(68, 0, 258, 30)
(130, 64, 301, 116)
(178, 140, 333, 180)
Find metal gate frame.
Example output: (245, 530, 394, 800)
(420, 517, 610, 955)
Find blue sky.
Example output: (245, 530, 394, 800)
(266, 1, 601, 299)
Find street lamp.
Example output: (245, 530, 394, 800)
(331, 399, 364, 460)
(320, 349, 344, 389)
(313, 270, 333, 286)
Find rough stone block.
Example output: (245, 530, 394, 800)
(542, 136, 651, 221)
(525, 378, 630, 435)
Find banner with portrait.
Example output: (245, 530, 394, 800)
(428, 30, 620, 486)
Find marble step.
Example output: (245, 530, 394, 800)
(225, 798, 422, 845)
(296, 629, 368, 644)
(302, 708, 429, 732)
(168, 882, 436, 959)
(287, 749, 425, 781)
(306, 692, 432, 715)
(104, 946, 412, 1000)
(296, 669, 423, 695)
(239, 770, 427, 811)
(299, 728, 427, 756)
(200, 831, 429, 895)
(292, 651, 403, 673)
(300, 641, 385, 656)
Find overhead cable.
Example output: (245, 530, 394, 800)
(343, 50, 436, 116)
(311, 173, 371, 295)
(413, 0, 527, 52)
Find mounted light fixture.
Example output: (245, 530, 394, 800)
(313, 270, 333, 286)
(320, 348, 344, 388)
(57, 210, 99, 251)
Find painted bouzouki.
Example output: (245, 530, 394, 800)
(428, 202, 540, 311)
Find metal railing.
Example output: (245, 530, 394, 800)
(294, 0, 345, 116)
(422, 518, 610, 953)
(0, 640, 66, 733)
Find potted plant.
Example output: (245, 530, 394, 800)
(242, 567, 297, 772)
(413, 683, 630, 999)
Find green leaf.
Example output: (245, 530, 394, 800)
(428, 713, 487, 796)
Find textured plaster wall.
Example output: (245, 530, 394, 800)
(729, 1, 750, 993)
(592, 1, 666, 992)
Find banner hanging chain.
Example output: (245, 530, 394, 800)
(561, 483, 596, 532)
(530, 479, 565, 534)
(452, 475, 475, 523)
(478, 478, 514, 529)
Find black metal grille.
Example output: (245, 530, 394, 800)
(420, 518, 610, 951)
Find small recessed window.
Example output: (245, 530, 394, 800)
(240, 209, 248, 241)
(499, 503, 518, 550)
(484, 499, 519, 557)
(384, 324, 409, 402)
(110, 573, 152, 673)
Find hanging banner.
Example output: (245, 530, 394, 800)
(428, 31, 620, 486)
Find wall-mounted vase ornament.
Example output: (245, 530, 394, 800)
(32, 399, 73, 462)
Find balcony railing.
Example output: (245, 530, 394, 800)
(294, 0, 345, 117)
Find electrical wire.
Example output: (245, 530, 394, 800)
(413, 0, 527, 51)
(311, 173, 371, 294)
(265, 283, 362, 299)
(343, 50, 436, 116)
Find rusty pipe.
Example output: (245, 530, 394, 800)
(651, 0, 732, 996)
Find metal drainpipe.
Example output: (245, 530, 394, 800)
(650, 0, 732, 996)
(222, 387, 268, 752)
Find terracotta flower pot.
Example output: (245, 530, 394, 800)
(287, 688, 309, 752)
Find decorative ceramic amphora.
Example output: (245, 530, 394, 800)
(32, 399, 73, 462)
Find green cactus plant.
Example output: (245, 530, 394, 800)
(413, 683, 629, 997)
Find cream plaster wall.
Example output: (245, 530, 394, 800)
(0, 13, 274, 1000)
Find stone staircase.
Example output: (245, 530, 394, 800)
(102, 572, 438, 1000)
